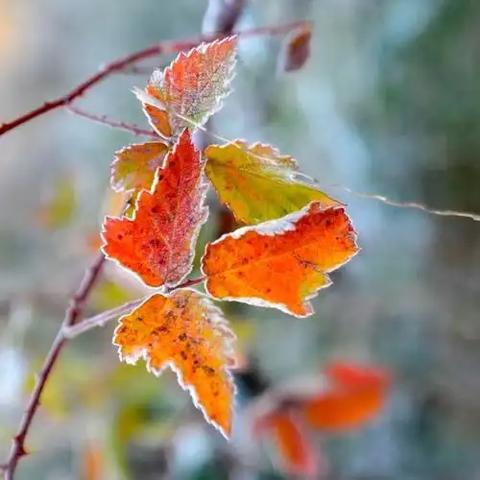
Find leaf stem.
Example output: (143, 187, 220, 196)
(0, 20, 310, 138)
(63, 276, 206, 340)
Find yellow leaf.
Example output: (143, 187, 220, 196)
(111, 141, 169, 194)
(205, 141, 339, 224)
(37, 175, 76, 229)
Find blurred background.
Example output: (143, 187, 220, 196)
(1, 0, 480, 478)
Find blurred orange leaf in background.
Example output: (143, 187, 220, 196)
(258, 411, 318, 478)
(280, 24, 312, 72)
(303, 361, 391, 431)
(253, 361, 390, 477)
(82, 442, 103, 480)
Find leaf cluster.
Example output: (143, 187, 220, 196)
(102, 36, 359, 436)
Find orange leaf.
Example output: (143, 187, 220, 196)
(110, 141, 169, 193)
(202, 203, 358, 317)
(143, 97, 173, 139)
(303, 362, 390, 431)
(138, 37, 237, 138)
(281, 24, 312, 72)
(113, 289, 236, 437)
(102, 130, 208, 288)
(82, 442, 103, 480)
(257, 411, 318, 478)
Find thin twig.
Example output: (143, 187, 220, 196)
(118, 64, 168, 75)
(3, 194, 133, 478)
(3, 251, 106, 479)
(63, 276, 205, 339)
(335, 186, 480, 223)
(66, 105, 480, 225)
(67, 106, 158, 138)
(0, 20, 310, 138)
(63, 297, 144, 339)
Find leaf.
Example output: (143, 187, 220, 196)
(258, 411, 318, 477)
(111, 141, 169, 193)
(280, 24, 312, 72)
(143, 99, 172, 139)
(102, 129, 208, 288)
(138, 36, 237, 138)
(82, 442, 103, 480)
(205, 141, 339, 224)
(302, 362, 390, 431)
(113, 289, 236, 437)
(37, 174, 76, 229)
(202, 202, 358, 317)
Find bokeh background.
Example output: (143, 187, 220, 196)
(1, 0, 480, 478)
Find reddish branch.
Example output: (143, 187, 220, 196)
(0, 45, 161, 137)
(64, 276, 206, 339)
(67, 106, 158, 138)
(0, 20, 310, 138)
(3, 252, 106, 480)
(119, 63, 168, 75)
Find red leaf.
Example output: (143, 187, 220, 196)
(102, 129, 208, 287)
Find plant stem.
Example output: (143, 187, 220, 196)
(0, 20, 310, 138)
(3, 251, 106, 479)
(67, 106, 158, 138)
(63, 276, 206, 339)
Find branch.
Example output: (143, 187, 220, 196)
(118, 63, 169, 75)
(63, 297, 144, 339)
(63, 100, 480, 226)
(67, 106, 158, 138)
(3, 251, 106, 479)
(64, 104, 480, 226)
(63, 276, 205, 339)
(0, 20, 310, 138)
(336, 186, 480, 223)
(202, 0, 246, 35)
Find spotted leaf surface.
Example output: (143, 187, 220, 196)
(102, 130, 208, 287)
(205, 141, 339, 224)
(111, 141, 169, 193)
(202, 202, 358, 317)
(113, 289, 236, 436)
(138, 37, 237, 138)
